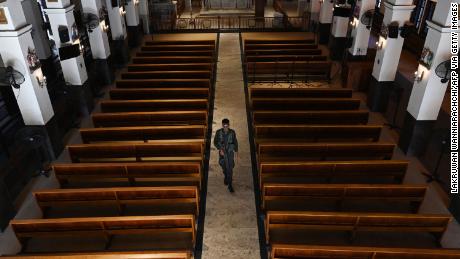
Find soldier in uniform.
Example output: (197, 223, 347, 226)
(213, 118, 238, 193)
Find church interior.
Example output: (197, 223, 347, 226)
(0, 0, 459, 258)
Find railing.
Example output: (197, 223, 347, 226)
(151, 16, 309, 32)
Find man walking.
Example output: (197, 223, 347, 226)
(213, 118, 238, 193)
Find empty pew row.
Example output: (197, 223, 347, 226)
(252, 111, 369, 125)
(127, 63, 214, 72)
(137, 50, 215, 57)
(265, 211, 451, 245)
(1, 251, 191, 259)
(258, 143, 395, 163)
(259, 160, 409, 186)
(245, 49, 322, 56)
(92, 111, 208, 127)
(246, 61, 331, 81)
(145, 39, 216, 45)
(53, 162, 202, 188)
(244, 39, 315, 44)
(262, 183, 426, 213)
(132, 57, 214, 64)
(249, 87, 352, 98)
(99, 99, 209, 113)
(109, 88, 210, 100)
(251, 98, 361, 111)
(245, 55, 327, 63)
(270, 244, 460, 259)
(80, 126, 206, 144)
(254, 125, 382, 144)
(11, 215, 196, 251)
(67, 141, 204, 163)
(141, 45, 215, 51)
(116, 79, 211, 89)
(244, 43, 319, 50)
(121, 71, 212, 80)
(34, 186, 199, 216)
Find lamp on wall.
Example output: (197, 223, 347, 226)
(375, 40, 383, 50)
(119, 6, 126, 16)
(134, 0, 140, 6)
(414, 69, 424, 83)
(101, 20, 110, 32)
(350, 18, 358, 28)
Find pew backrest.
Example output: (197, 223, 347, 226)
(92, 111, 208, 127)
(252, 111, 369, 125)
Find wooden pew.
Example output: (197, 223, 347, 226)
(141, 45, 215, 51)
(127, 63, 214, 72)
(80, 125, 206, 144)
(99, 99, 209, 113)
(244, 43, 318, 50)
(245, 49, 322, 56)
(265, 211, 451, 244)
(249, 87, 352, 99)
(109, 88, 210, 100)
(67, 141, 204, 163)
(246, 61, 331, 81)
(92, 111, 208, 127)
(245, 55, 327, 62)
(11, 215, 196, 250)
(145, 40, 216, 45)
(262, 184, 427, 212)
(259, 160, 409, 186)
(53, 162, 202, 188)
(34, 186, 200, 216)
(137, 50, 215, 57)
(258, 143, 395, 163)
(116, 79, 211, 89)
(121, 71, 212, 80)
(1, 251, 191, 259)
(270, 244, 460, 259)
(254, 125, 382, 144)
(252, 111, 369, 125)
(251, 98, 361, 111)
(132, 57, 214, 64)
(244, 39, 315, 44)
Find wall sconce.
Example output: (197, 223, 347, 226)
(414, 70, 424, 83)
(376, 40, 383, 50)
(79, 43, 84, 54)
(101, 20, 109, 32)
(134, 0, 140, 5)
(319, 0, 324, 3)
(350, 18, 358, 28)
(119, 6, 126, 16)
(36, 75, 47, 88)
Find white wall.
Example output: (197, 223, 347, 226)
(105, 0, 127, 40)
(0, 0, 27, 31)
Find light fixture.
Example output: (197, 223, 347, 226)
(414, 70, 424, 83)
(119, 6, 126, 16)
(134, 0, 140, 5)
(101, 20, 109, 32)
(376, 40, 383, 50)
(79, 43, 84, 54)
(350, 18, 358, 28)
(36, 75, 47, 88)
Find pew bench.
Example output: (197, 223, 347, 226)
(34, 186, 200, 217)
(254, 125, 382, 144)
(67, 141, 204, 163)
(145, 40, 216, 45)
(244, 43, 319, 50)
(11, 215, 196, 251)
(92, 111, 208, 127)
(259, 160, 409, 186)
(265, 211, 451, 245)
(270, 244, 460, 259)
(132, 57, 214, 64)
(120, 71, 212, 80)
(245, 55, 328, 63)
(53, 162, 202, 188)
(262, 183, 427, 213)
(1, 251, 191, 259)
(116, 79, 211, 89)
(252, 111, 369, 125)
(258, 143, 395, 163)
(251, 98, 361, 111)
(127, 63, 214, 72)
(244, 39, 315, 45)
(137, 50, 215, 57)
(99, 99, 209, 113)
(246, 61, 331, 82)
(141, 45, 215, 51)
(245, 49, 322, 56)
(109, 88, 210, 100)
(249, 87, 352, 98)
(80, 125, 206, 144)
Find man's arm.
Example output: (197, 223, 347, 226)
(233, 130, 238, 153)
(213, 130, 221, 150)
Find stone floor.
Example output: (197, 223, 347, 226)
(201, 33, 260, 259)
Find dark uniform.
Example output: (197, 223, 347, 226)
(213, 128, 238, 186)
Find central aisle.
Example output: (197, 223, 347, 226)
(201, 33, 260, 259)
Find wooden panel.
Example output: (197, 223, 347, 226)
(251, 98, 360, 111)
(92, 111, 208, 127)
(116, 79, 211, 89)
(249, 88, 352, 98)
(127, 63, 213, 72)
(1, 251, 191, 259)
(99, 99, 209, 113)
(109, 88, 210, 100)
(252, 111, 369, 125)
(121, 71, 212, 80)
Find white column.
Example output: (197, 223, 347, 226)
(407, 0, 458, 121)
(139, 0, 150, 34)
(0, 1, 54, 125)
(319, 0, 334, 24)
(81, 0, 111, 60)
(22, 0, 52, 60)
(309, 0, 321, 23)
(105, 0, 127, 40)
(126, 0, 140, 27)
(349, 0, 376, 56)
(44, 2, 88, 86)
(371, 0, 415, 82)
(331, 14, 348, 39)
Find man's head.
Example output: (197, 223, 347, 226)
(222, 118, 230, 132)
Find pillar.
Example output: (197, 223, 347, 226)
(318, 0, 334, 44)
(105, 0, 129, 67)
(81, 0, 114, 85)
(399, 0, 458, 155)
(349, 0, 376, 58)
(367, 0, 414, 112)
(0, 0, 62, 157)
(125, 0, 142, 47)
(308, 0, 321, 31)
(329, 4, 351, 60)
(139, 0, 150, 34)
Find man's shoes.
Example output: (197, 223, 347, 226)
(224, 178, 228, 186)
(228, 185, 234, 193)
